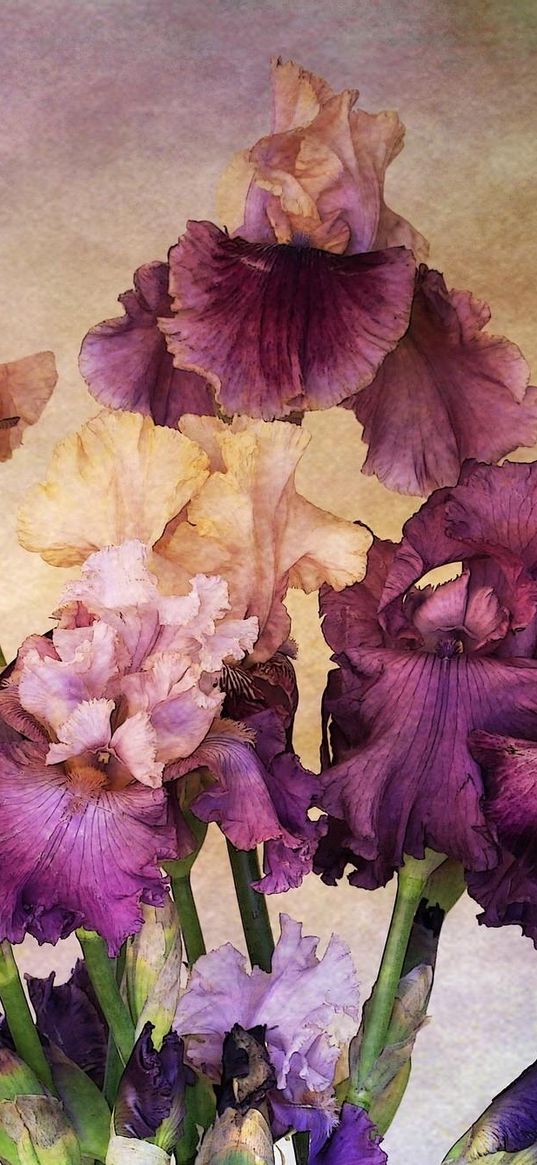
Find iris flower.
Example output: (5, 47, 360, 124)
(0, 541, 257, 952)
(18, 410, 370, 663)
(174, 914, 359, 1150)
(317, 461, 537, 911)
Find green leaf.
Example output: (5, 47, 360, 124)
(48, 1047, 110, 1162)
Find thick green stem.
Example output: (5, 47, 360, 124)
(348, 853, 443, 1108)
(76, 929, 135, 1067)
(0, 647, 6, 669)
(0, 941, 55, 1092)
(171, 873, 206, 966)
(226, 844, 274, 972)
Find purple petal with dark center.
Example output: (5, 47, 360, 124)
(0, 742, 177, 955)
(115, 1022, 192, 1140)
(309, 1103, 387, 1164)
(79, 260, 215, 425)
(318, 647, 537, 879)
(344, 266, 537, 497)
(26, 960, 108, 1088)
(163, 221, 415, 419)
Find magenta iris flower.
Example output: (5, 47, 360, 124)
(317, 461, 537, 919)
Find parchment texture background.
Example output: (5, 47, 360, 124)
(1, 2, 537, 1161)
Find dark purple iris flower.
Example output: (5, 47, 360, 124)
(79, 260, 216, 424)
(317, 461, 537, 937)
(168, 652, 326, 893)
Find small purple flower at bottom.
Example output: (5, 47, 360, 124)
(174, 914, 359, 1150)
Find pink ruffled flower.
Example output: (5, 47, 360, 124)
(0, 541, 257, 952)
(174, 914, 359, 1149)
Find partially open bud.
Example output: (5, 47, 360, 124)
(195, 1108, 274, 1164)
(350, 963, 432, 1132)
(125, 898, 182, 1049)
(0, 1094, 81, 1165)
(113, 1023, 193, 1153)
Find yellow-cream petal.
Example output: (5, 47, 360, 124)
(156, 416, 371, 661)
(18, 410, 209, 566)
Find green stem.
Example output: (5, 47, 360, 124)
(348, 853, 443, 1108)
(171, 873, 206, 966)
(76, 929, 135, 1067)
(0, 647, 6, 669)
(0, 941, 55, 1092)
(226, 844, 275, 972)
(103, 947, 127, 1106)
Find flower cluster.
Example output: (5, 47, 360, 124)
(1, 53, 536, 1165)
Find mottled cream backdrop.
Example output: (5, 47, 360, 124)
(1, 2, 536, 1161)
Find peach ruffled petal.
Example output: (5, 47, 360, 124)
(17, 411, 210, 566)
(156, 417, 371, 660)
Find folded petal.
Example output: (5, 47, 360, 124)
(319, 644, 537, 878)
(0, 742, 176, 954)
(219, 57, 427, 261)
(309, 1103, 387, 1164)
(79, 260, 215, 425)
(347, 267, 537, 496)
(166, 721, 296, 851)
(46, 698, 115, 766)
(0, 352, 57, 460)
(163, 221, 415, 419)
(26, 961, 108, 1088)
(18, 411, 209, 566)
(466, 732, 537, 945)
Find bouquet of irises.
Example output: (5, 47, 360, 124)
(1, 57, 537, 1165)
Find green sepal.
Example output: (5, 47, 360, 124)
(47, 1046, 110, 1162)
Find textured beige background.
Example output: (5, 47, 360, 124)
(1, 2, 537, 1161)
